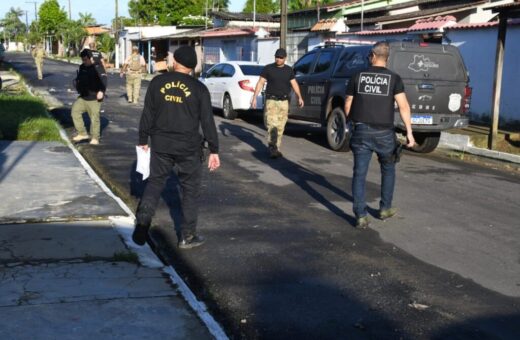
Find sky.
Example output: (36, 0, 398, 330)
(0, 0, 247, 27)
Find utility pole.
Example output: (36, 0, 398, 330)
(280, 0, 287, 50)
(26, 1, 38, 22)
(115, 0, 120, 69)
(68, 0, 71, 20)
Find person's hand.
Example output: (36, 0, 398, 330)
(138, 144, 149, 152)
(208, 153, 220, 172)
(298, 97, 304, 108)
(96, 91, 104, 101)
(406, 132, 415, 148)
(119, 72, 124, 78)
(250, 97, 257, 109)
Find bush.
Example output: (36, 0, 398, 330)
(0, 93, 62, 141)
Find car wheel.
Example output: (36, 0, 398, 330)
(326, 107, 350, 152)
(222, 94, 238, 120)
(411, 132, 440, 153)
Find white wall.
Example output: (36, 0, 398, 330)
(257, 39, 279, 65)
(446, 26, 520, 126)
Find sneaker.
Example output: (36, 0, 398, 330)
(128, 100, 133, 103)
(380, 208, 397, 220)
(132, 222, 150, 246)
(89, 138, 99, 145)
(178, 234, 205, 249)
(355, 216, 370, 229)
(72, 134, 89, 142)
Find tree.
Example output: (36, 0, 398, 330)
(210, 0, 230, 11)
(57, 18, 86, 58)
(38, 0, 67, 36)
(289, 0, 335, 11)
(128, 0, 205, 25)
(27, 21, 44, 45)
(78, 12, 96, 26)
(243, 0, 279, 14)
(0, 7, 27, 41)
(97, 33, 115, 61)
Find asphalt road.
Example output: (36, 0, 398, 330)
(7, 52, 520, 339)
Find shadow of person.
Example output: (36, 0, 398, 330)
(220, 122, 356, 225)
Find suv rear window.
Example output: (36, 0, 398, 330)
(312, 51, 335, 74)
(390, 51, 465, 81)
(239, 65, 264, 76)
(293, 52, 317, 76)
(333, 49, 368, 77)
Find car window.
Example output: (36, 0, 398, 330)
(239, 65, 264, 76)
(207, 64, 224, 78)
(221, 64, 235, 78)
(312, 51, 335, 74)
(293, 52, 317, 76)
(333, 49, 368, 78)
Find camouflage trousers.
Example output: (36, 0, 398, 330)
(264, 99, 289, 149)
(126, 73, 142, 103)
(35, 59, 43, 80)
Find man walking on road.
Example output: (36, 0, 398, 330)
(31, 43, 45, 80)
(71, 49, 107, 145)
(344, 41, 415, 228)
(133, 46, 220, 249)
(251, 48, 304, 158)
(120, 46, 146, 104)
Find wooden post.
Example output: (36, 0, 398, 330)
(488, 13, 507, 150)
(280, 0, 287, 50)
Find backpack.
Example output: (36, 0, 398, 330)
(129, 55, 141, 72)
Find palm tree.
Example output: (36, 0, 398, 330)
(0, 7, 27, 41)
(78, 12, 96, 26)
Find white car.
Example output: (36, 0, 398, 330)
(199, 61, 265, 120)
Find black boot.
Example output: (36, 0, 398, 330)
(133, 205, 153, 246)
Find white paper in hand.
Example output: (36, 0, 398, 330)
(135, 146, 151, 180)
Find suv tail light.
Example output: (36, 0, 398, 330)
(463, 86, 472, 114)
(419, 42, 429, 47)
(239, 80, 255, 92)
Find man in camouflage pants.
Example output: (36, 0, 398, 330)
(251, 48, 304, 158)
(32, 43, 45, 80)
(120, 45, 146, 104)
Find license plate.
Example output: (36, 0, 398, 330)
(411, 115, 433, 125)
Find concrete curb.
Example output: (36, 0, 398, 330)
(439, 132, 520, 164)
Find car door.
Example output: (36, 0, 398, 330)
(203, 64, 224, 108)
(220, 64, 236, 105)
(303, 50, 336, 121)
(289, 51, 318, 119)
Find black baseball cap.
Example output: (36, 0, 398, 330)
(275, 48, 287, 58)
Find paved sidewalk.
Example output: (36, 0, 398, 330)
(0, 140, 219, 339)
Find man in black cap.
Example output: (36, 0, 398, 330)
(133, 45, 220, 249)
(251, 48, 304, 158)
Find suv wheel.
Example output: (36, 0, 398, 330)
(222, 94, 238, 120)
(411, 132, 441, 153)
(326, 107, 350, 152)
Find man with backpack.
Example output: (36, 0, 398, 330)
(120, 45, 146, 104)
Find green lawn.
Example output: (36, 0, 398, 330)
(0, 92, 62, 141)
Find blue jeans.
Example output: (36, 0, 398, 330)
(350, 123, 396, 218)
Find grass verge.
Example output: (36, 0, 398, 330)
(0, 91, 62, 141)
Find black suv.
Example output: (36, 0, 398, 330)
(289, 40, 471, 153)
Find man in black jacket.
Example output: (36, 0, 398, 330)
(133, 46, 220, 249)
(71, 49, 107, 145)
